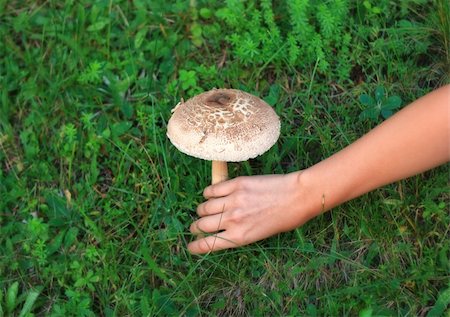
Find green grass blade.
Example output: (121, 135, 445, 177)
(427, 286, 450, 317)
(18, 289, 40, 317)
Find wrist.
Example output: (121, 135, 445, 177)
(294, 157, 356, 219)
(290, 169, 325, 225)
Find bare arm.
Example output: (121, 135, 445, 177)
(302, 84, 450, 213)
(188, 85, 450, 254)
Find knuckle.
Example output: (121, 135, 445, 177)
(234, 177, 246, 189)
(227, 208, 243, 223)
(233, 192, 246, 207)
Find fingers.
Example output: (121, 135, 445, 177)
(203, 177, 243, 199)
(197, 197, 229, 216)
(188, 232, 240, 254)
(189, 177, 253, 254)
(190, 213, 226, 234)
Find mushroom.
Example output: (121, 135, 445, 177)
(167, 88, 280, 184)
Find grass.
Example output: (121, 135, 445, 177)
(0, 0, 449, 316)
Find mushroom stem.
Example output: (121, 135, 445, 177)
(211, 161, 228, 184)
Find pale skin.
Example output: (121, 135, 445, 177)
(188, 84, 450, 254)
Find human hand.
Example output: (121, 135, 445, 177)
(187, 172, 318, 254)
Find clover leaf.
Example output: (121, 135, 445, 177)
(359, 86, 402, 121)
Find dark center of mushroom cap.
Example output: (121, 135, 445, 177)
(205, 91, 235, 108)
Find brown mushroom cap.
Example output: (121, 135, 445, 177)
(167, 88, 280, 162)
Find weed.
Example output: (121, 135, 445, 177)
(359, 86, 402, 121)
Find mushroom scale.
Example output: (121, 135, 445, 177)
(167, 89, 280, 162)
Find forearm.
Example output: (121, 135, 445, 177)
(298, 85, 450, 215)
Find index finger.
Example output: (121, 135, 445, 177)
(203, 177, 241, 199)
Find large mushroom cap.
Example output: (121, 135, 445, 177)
(167, 88, 280, 162)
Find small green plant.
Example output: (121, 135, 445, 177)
(0, 282, 41, 317)
(359, 86, 402, 121)
(362, 0, 382, 15)
(78, 61, 105, 85)
(59, 123, 79, 185)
